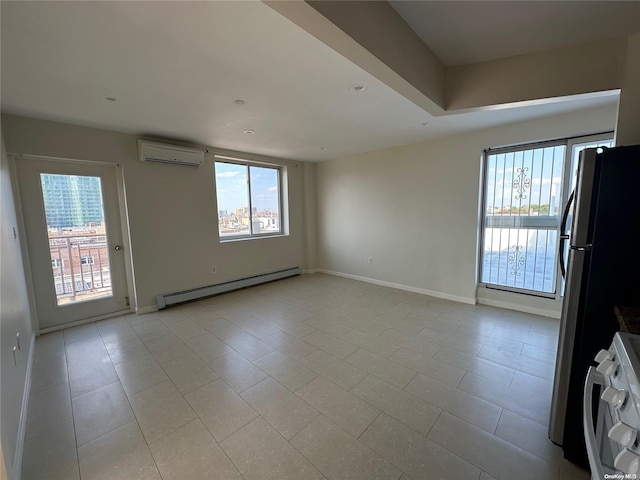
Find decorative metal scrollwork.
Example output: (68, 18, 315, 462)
(508, 245, 525, 276)
(512, 167, 531, 200)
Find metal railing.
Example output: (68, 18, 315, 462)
(49, 234, 112, 304)
(482, 227, 558, 294)
(480, 143, 566, 295)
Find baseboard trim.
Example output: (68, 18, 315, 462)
(13, 332, 35, 480)
(315, 269, 476, 305)
(38, 308, 132, 335)
(135, 305, 158, 315)
(477, 297, 561, 319)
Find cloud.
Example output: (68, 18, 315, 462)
(530, 176, 562, 186)
(267, 186, 277, 192)
(217, 171, 240, 178)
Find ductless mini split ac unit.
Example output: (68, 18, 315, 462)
(137, 139, 204, 167)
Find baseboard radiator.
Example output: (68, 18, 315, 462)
(156, 266, 302, 309)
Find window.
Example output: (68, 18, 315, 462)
(214, 160, 282, 239)
(80, 255, 94, 265)
(479, 134, 613, 297)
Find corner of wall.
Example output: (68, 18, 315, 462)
(1, 128, 36, 480)
(302, 162, 318, 270)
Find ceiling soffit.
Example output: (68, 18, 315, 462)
(267, 1, 631, 114)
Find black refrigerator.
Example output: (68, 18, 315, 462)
(549, 144, 640, 467)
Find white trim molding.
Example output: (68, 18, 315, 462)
(13, 332, 35, 480)
(135, 305, 158, 315)
(314, 269, 477, 305)
(477, 297, 561, 319)
(38, 309, 132, 335)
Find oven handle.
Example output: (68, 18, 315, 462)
(584, 366, 606, 480)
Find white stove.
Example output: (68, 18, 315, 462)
(585, 332, 640, 479)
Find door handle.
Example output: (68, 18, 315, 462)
(558, 190, 574, 279)
(114, 245, 122, 251)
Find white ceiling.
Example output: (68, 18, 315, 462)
(390, 1, 640, 67)
(0, 1, 634, 162)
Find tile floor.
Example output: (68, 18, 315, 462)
(22, 273, 590, 480)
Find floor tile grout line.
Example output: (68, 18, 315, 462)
(286, 412, 402, 480)
(425, 413, 509, 480)
(454, 372, 552, 425)
(57, 338, 82, 480)
(184, 377, 260, 442)
(30, 274, 573, 480)
(429, 410, 563, 479)
(493, 408, 505, 436)
(356, 410, 384, 440)
(99, 325, 166, 479)
(490, 412, 570, 470)
(347, 374, 442, 439)
(206, 420, 250, 480)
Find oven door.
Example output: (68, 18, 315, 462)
(584, 366, 623, 478)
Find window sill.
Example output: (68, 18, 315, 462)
(220, 233, 288, 243)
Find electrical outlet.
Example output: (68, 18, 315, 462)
(367, 257, 373, 264)
(211, 266, 217, 273)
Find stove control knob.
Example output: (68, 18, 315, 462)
(597, 359, 617, 376)
(595, 349, 614, 363)
(609, 421, 637, 448)
(615, 448, 640, 475)
(602, 386, 627, 408)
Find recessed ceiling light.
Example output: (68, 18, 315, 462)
(101, 96, 117, 102)
(349, 84, 367, 93)
(420, 121, 429, 126)
(243, 129, 255, 135)
(320, 147, 328, 151)
(234, 99, 245, 105)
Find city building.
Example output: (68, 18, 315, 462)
(40, 174, 104, 228)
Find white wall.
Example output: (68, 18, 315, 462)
(2, 115, 306, 314)
(446, 38, 625, 111)
(316, 104, 618, 312)
(0, 132, 34, 480)
(615, 33, 640, 146)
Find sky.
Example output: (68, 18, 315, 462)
(485, 145, 565, 210)
(214, 162, 279, 213)
(484, 141, 612, 212)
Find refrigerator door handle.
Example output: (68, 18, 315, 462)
(571, 244, 593, 252)
(559, 190, 575, 279)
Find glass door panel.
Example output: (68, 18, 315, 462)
(40, 173, 113, 305)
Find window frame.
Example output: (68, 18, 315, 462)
(477, 132, 613, 299)
(213, 158, 284, 241)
